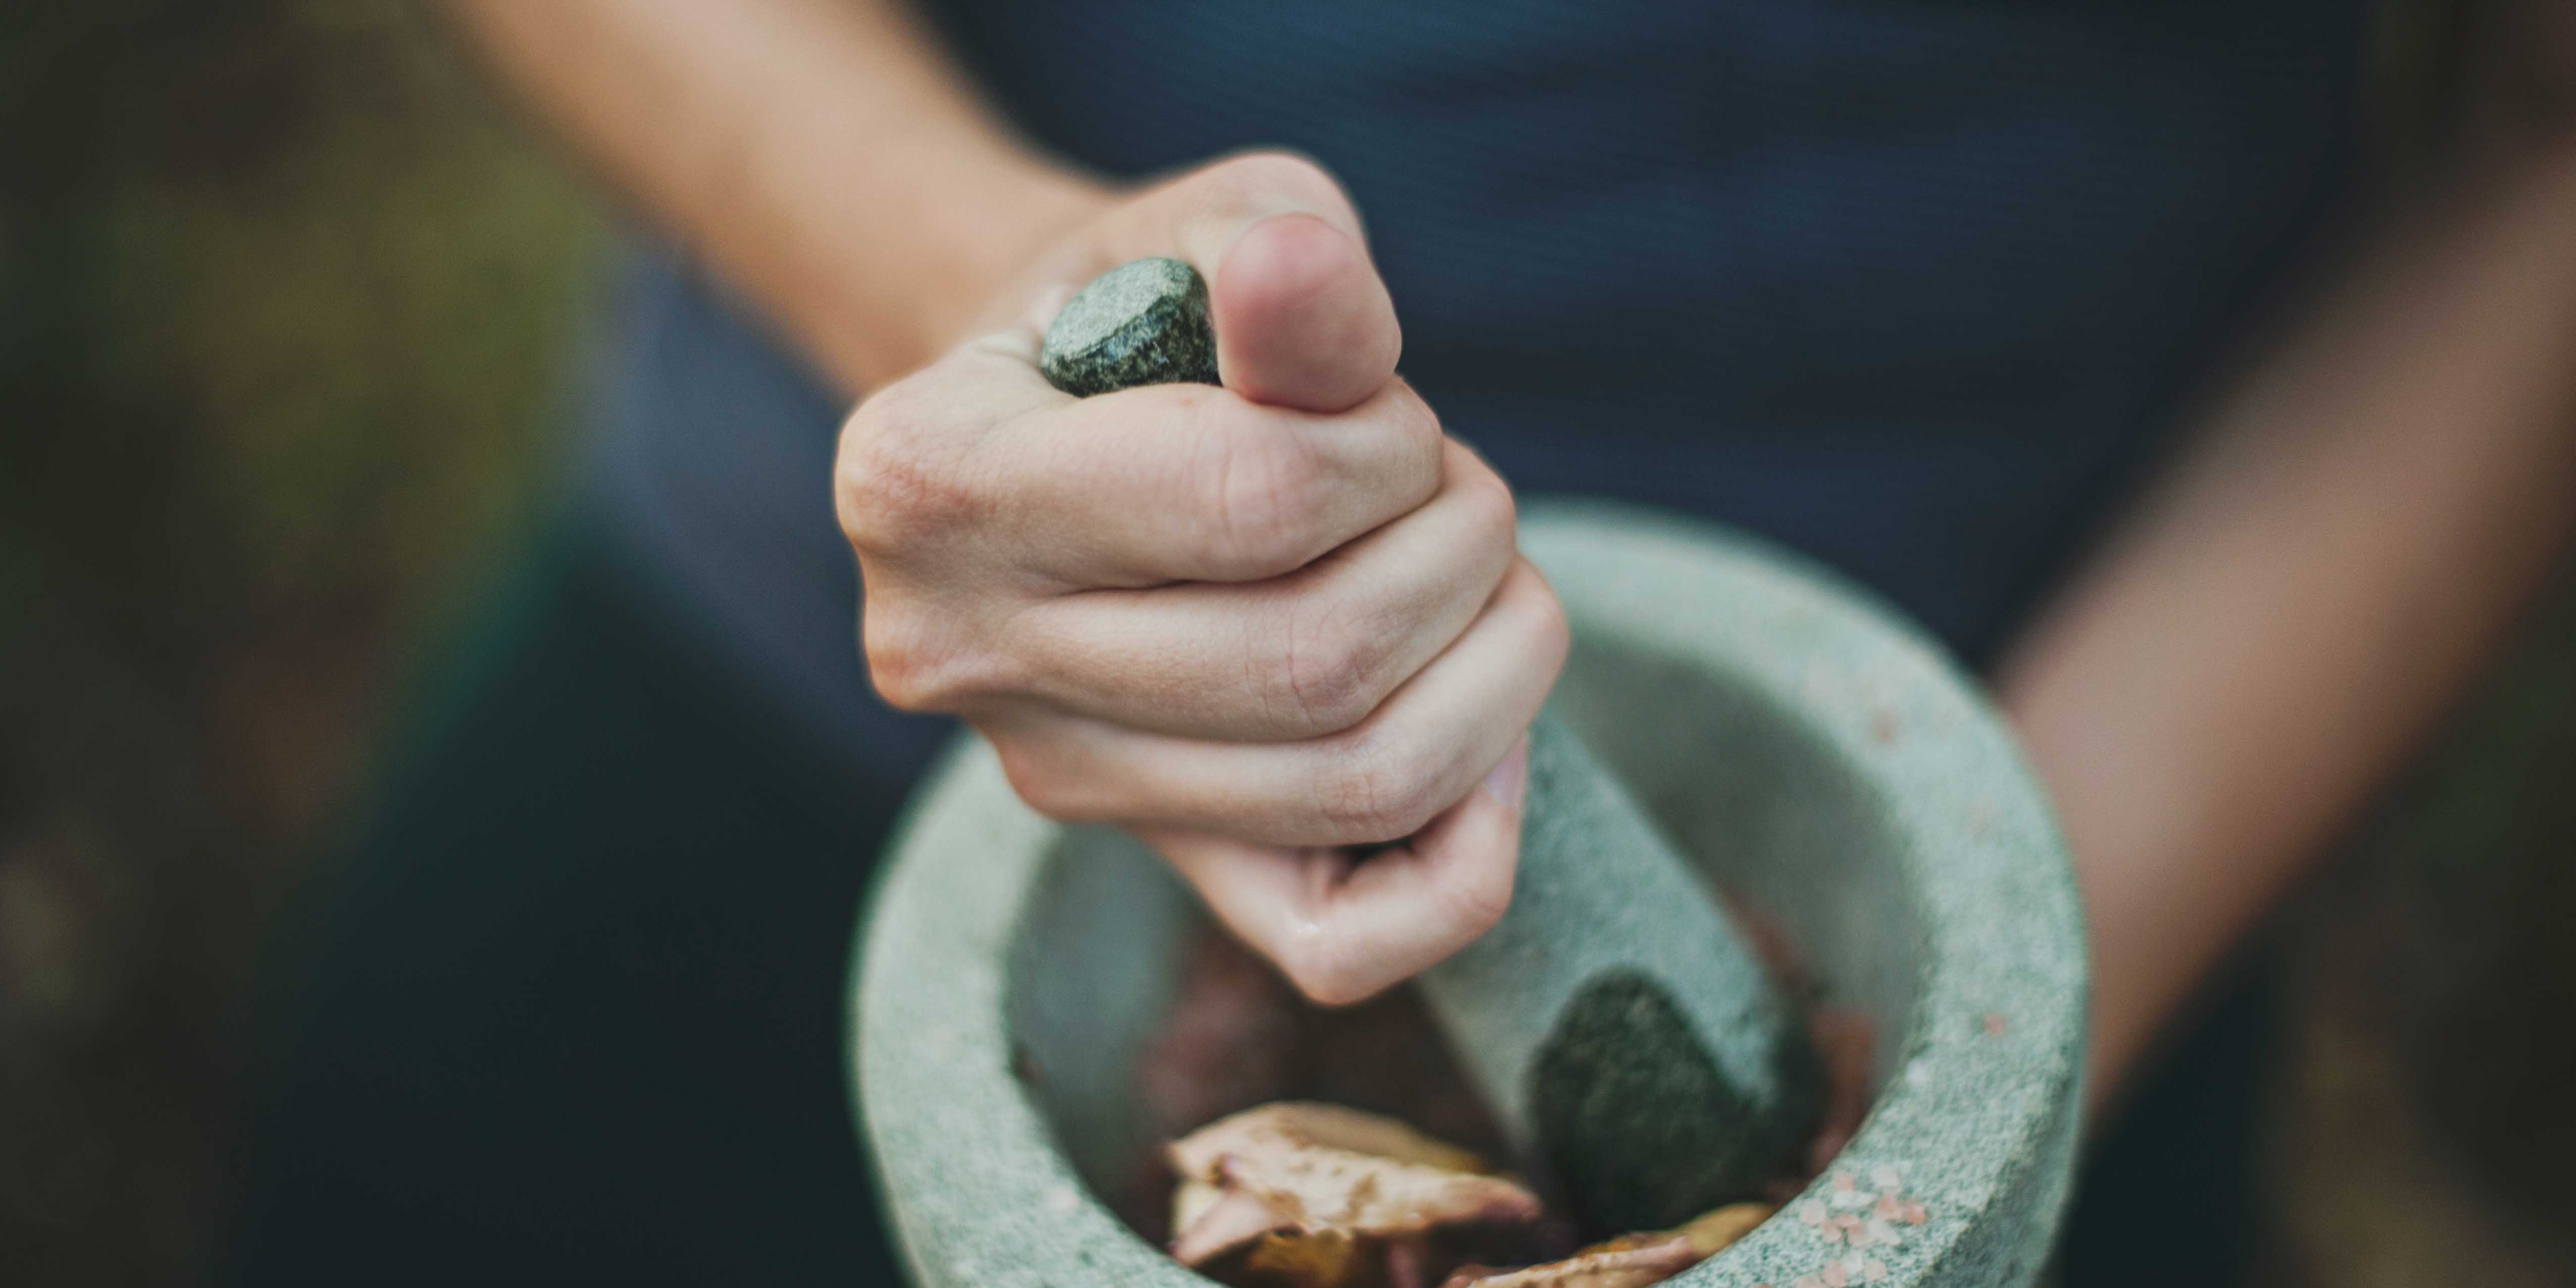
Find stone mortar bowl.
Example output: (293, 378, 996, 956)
(852, 501, 2087, 1288)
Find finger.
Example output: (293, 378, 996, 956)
(835, 325, 1071, 568)
(1011, 439, 1514, 739)
(1155, 151, 1373, 269)
(986, 375, 1445, 587)
(1021, 152, 1398, 414)
(1209, 211, 1401, 414)
(841, 330, 1440, 589)
(1146, 735, 1530, 1006)
(1157, 155, 1397, 413)
(986, 559, 1568, 846)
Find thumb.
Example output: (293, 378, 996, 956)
(1138, 153, 1403, 414)
(1209, 209, 1400, 414)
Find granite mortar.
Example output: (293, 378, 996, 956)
(854, 502, 2088, 1288)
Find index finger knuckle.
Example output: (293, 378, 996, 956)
(835, 378, 985, 554)
(1316, 725, 1450, 844)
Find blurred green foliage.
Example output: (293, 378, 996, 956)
(0, 2, 604, 1281)
(3, 0, 599, 634)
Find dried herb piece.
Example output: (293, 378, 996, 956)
(1437, 1231, 1698, 1288)
(1167, 1103, 1543, 1279)
(1438, 1203, 1775, 1288)
(1671, 1202, 1772, 1256)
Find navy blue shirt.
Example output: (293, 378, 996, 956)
(591, 0, 2367, 784)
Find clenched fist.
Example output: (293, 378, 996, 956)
(836, 153, 1567, 1004)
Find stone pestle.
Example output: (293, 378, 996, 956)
(1038, 257, 1819, 1228)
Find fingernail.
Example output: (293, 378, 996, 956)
(1481, 736, 1530, 810)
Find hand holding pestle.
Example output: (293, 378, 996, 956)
(1041, 258, 1819, 1229)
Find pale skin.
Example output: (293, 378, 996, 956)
(451, 0, 2576, 1112)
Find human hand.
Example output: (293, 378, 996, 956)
(835, 153, 1567, 1004)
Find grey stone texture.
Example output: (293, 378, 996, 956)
(1033, 255, 1816, 1209)
(1039, 257, 1221, 396)
(1421, 713, 1818, 1228)
(853, 502, 2088, 1288)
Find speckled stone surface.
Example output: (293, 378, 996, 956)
(1039, 257, 1220, 396)
(1421, 713, 1818, 1228)
(1033, 256, 1814, 1208)
(852, 502, 2088, 1288)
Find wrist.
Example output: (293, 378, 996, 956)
(910, 157, 1119, 360)
(795, 148, 1115, 393)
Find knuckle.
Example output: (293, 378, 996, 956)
(991, 738, 1093, 822)
(832, 418, 877, 546)
(989, 731, 1113, 819)
(1272, 603, 1387, 735)
(860, 605, 999, 713)
(1369, 388, 1447, 508)
(1276, 934, 1375, 1008)
(1442, 849, 1517, 938)
(1318, 729, 1447, 843)
(858, 609, 939, 711)
(1393, 386, 1447, 457)
(835, 381, 982, 552)
(1527, 575, 1572, 671)
(1458, 464, 1519, 561)
(1192, 411, 1329, 577)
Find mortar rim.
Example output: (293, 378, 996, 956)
(851, 500, 2087, 1288)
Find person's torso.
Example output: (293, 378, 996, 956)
(599, 0, 2369, 780)
(927, 0, 2367, 649)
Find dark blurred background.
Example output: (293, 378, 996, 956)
(0, 3, 2570, 1285)
(2, 3, 601, 1280)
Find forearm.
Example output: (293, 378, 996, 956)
(1999, 145, 2576, 1112)
(445, 0, 1106, 390)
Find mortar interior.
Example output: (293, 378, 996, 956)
(1003, 629, 1926, 1239)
